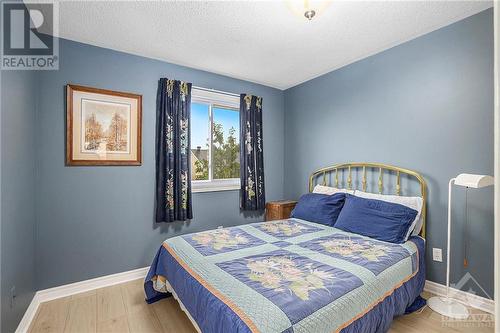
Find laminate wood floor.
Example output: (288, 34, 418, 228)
(28, 279, 494, 333)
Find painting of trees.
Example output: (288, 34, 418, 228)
(106, 112, 128, 151)
(68, 85, 141, 166)
(84, 113, 103, 150)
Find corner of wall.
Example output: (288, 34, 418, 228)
(33, 70, 41, 292)
(1, 69, 39, 332)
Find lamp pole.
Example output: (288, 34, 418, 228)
(446, 178, 455, 299)
(428, 176, 470, 319)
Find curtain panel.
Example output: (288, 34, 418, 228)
(155, 78, 193, 222)
(240, 94, 266, 210)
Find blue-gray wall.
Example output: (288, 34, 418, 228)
(35, 38, 285, 290)
(1, 70, 38, 332)
(284, 9, 494, 297)
(1, 8, 495, 331)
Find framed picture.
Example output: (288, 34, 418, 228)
(66, 84, 142, 166)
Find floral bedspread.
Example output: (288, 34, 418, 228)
(145, 218, 423, 333)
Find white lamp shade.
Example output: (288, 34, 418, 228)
(454, 173, 494, 188)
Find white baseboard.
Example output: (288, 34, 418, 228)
(424, 280, 495, 314)
(16, 269, 494, 333)
(15, 266, 149, 333)
(16, 296, 40, 333)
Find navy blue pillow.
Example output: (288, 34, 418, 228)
(335, 194, 418, 243)
(291, 193, 346, 226)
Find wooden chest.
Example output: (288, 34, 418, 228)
(265, 200, 298, 221)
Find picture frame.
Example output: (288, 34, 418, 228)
(66, 84, 142, 166)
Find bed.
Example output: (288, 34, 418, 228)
(144, 163, 427, 333)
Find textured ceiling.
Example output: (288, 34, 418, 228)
(47, 1, 491, 89)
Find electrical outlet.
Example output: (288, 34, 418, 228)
(10, 286, 16, 308)
(432, 248, 443, 262)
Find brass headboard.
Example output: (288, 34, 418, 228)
(309, 162, 427, 238)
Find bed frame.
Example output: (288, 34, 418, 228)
(309, 162, 427, 238)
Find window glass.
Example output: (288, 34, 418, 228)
(191, 103, 209, 180)
(190, 88, 240, 191)
(212, 107, 240, 179)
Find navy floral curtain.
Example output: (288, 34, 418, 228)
(240, 94, 265, 210)
(155, 78, 193, 222)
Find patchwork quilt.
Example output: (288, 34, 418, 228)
(144, 219, 425, 333)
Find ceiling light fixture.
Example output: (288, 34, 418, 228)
(287, 0, 331, 21)
(304, 9, 316, 20)
(303, 0, 315, 20)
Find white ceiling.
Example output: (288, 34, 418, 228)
(48, 1, 492, 90)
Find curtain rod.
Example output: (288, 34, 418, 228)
(192, 85, 240, 98)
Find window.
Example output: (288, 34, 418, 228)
(191, 88, 240, 192)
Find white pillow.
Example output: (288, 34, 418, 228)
(353, 190, 423, 240)
(313, 184, 355, 195)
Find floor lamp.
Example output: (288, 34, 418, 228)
(428, 173, 494, 319)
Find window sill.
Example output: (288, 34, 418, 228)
(192, 185, 240, 193)
(192, 179, 240, 193)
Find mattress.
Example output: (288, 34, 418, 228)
(144, 218, 426, 333)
